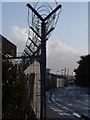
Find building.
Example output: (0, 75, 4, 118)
(46, 69, 67, 89)
(57, 75, 67, 88)
(46, 73, 57, 89)
(1, 34, 17, 57)
(1, 34, 17, 65)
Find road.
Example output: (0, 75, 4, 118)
(46, 85, 90, 120)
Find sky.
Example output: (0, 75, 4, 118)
(1, 2, 88, 74)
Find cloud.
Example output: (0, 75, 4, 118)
(10, 26, 82, 74)
(47, 40, 81, 74)
(10, 26, 28, 54)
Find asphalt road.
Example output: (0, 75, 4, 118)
(46, 85, 90, 120)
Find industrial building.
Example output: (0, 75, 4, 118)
(46, 69, 67, 89)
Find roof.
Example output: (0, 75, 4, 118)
(0, 34, 17, 56)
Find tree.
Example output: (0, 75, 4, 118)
(74, 55, 90, 87)
(2, 59, 37, 119)
(2, 59, 17, 119)
(2, 59, 27, 119)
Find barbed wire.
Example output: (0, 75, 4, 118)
(18, 1, 62, 71)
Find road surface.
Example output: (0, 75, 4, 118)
(46, 85, 90, 120)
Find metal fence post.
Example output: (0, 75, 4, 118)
(40, 21, 46, 120)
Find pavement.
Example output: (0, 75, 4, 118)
(46, 105, 69, 120)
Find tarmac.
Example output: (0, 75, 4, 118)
(46, 105, 69, 120)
